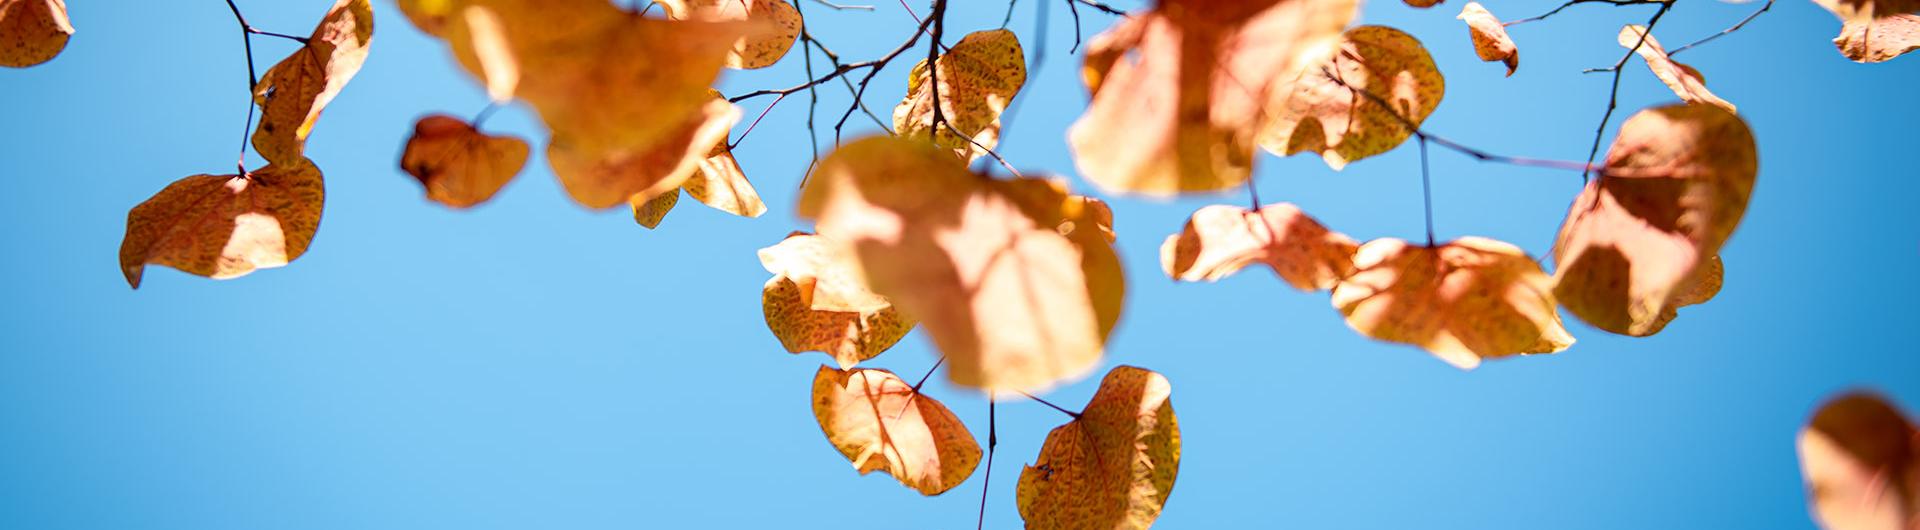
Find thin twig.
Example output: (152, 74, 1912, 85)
(811, 0, 874, 10)
(1581, 1, 1671, 180)
(1018, 390, 1082, 419)
(1505, 0, 1665, 27)
(975, 395, 997, 530)
(1668, 0, 1772, 56)
(223, 0, 260, 175)
(1418, 136, 1434, 246)
(1319, 68, 1601, 174)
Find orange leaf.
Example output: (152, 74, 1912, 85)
(1618, 25, 1735, 113)
(251, 0, 375, 165)
(629, 188, 678, 229)
(1332, 237, 1575, 370)
(1017, 366, 1181, 529)
(119, 159, 326, 289)
(1815, 0, 1920, 63)
(0, 0, 72, 68)
(1069, 0, 1359, 195)
(1457, 2, 1518, 76)
(1261, 25, 1445, 170)
(1797, 392, 1920, 530)
(893, 28, 1027, 163)
(811, 366, 980, 495)
(1405, 0, 1444, 6)
(658, 0, 801, 69)
(1552, 104, 1756, 336)
(760, 232, 914, 368)
(681, 139, 766, 219)
(400, 114, 530, 209)
(1160, 203, 1357, 290)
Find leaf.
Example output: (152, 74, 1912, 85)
(893, 28, 1027, 163)
(1260, 25, 1445, 170)
(0, 0, 72, 68)
(630, 188, 678, 229)
(457, 4, 518, 101)
(1331, 237, 1575, 370)
(658, 0, 801, 69)
(760, 232, 914, 368)
(681, 138, 766, 218)
(1017, 365, 1181, 530)
(119, 159, 326, 289)
(799, 136, 1124, 392)
(1069, 0, 1360, 195)
(811, 366, 980, 495)
(1457, 2, 1518, 76)
(1618, 25, 1735, 113)
(1815, 0, 1920, 63)
(400, 114, 531, 209)
(1405, 0, 1444, 7)
(251, 0, 375, 165)
(1160, 203, 1358, 290)
(1797, 391, 1920, 530)
(1552, 104, 1756, 336)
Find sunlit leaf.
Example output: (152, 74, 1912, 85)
(251, 0, 375, 165)
(400, 114, 530, 209)
(811, 366, 980, 495)
(1619, 25, 1735, 113)
(1457, 2, 1518, 76)
(760, 232, 913, 368)
(1017, 365, 1181, 530)
(658, 0, 801, 69)
(1404, 0, 1443, 7)
(0, 0, 72, 68)
(1332, 237, 1575, 370)
(893, 28, 1026, 163)
(1161, 203, 1357, 290)
(1814, 0, 1920, 63)
(1798, 391, 1920, 530)
(1260, 25, 1444, 170)
(1552, 104, 1756, 336)
(682, 138, 766, 218)
(630, 188, 678, 229)
(119, 159, 326, 289)
(457, 5, 518, 101)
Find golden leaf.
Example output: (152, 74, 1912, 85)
(1552, 104, 1756, 336)
(1161, 203, 1357, 289)
(251, 0, 375, 165)
(1332, 237, 1575, 370)
(629, 188, 679, 229)
(1261, 25, 1445, 170)
(1405, 0, 1444, 6)
(1798, 392, 1920, 530)
(812, 366, 980, 495)
(681, 139, 766, 218)
(119, 159, 326, 289)
(1457, 2, 1518, 76)
(1618, 25, 1735, 113)
(1017, 366, 1181, 530)
(400, 114, 530, 209)
(893, 28, 1027, 163)
(760, 232, 913, 368)
(658, 0, 801, 69)
(0, 0, 71, 68)
(1815, 0, 1920, 63)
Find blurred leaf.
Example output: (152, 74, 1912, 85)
(1798, 391, 1920, 530)
(658, 0, 801, 69)
(400, 114, 530, 208)
(1814, 0, 1920, 63)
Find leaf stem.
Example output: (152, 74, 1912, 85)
(224, 0, 259, 175)
(975, 394, 996, 530)
(1018, 390, 1081, 420)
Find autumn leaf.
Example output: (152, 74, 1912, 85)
(658, 0, 801, 69)
(1160, 203, 1357, 290)
(811, 366, 980, 495)
(400, 114, 530, 209)
(456, 4, 518, 102)
(1552, 104, 1756, 336)
(1619, 25, 1735, 113)
(1070, 0, 1359, 195)
(626, 128, 766, 227)
(630, 188, 678, 229)
(893, 28, 1026, 163)
(0, 0, 71, 68)
(799, 136, 1124, 392)
(1332, 237, 1575, 370)
(1404, 0, 1443, 7)
(120, 158, 326, 289)
(1457, 2, 1518, 76)
(760, 232, 913, 368)
(251, 0, 375, 165)
(1797, 391, 1920, 530)
(1815, 0, 1920, 62)
(1017, 365, 1181, 530)
(1260, 25, 1445, 170)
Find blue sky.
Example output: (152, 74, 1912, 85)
(2, 1, 1916, 528)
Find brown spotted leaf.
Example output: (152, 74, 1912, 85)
(1260, 25, 1445, 170)
(630, 188, 679, 229)
(400, 114, 530, 209)
(1332, 237, 1575, 370)
(1815, 0, 1920, 62)
(1405, 0, 1443, 7)
(1070, 0, 1359, 195)
(119, 159, 326, 289)
(1552, 104, 1756, 336)
(1619, 25, 1735, 113)
(799, 136, 1124, 392)
(658, 0, 800, 69)
(682, 140, 766, 218)
(251, 0, 375, 165)
(812, 366, 980, 495)
(760, 232, 913, 367)
(1017, 366, 1181, 529)
(893, 28, 1026, 163)
(1160, 203, 1358, 290)
(0, 0, 71, 68)
(1798, 392, 1920, 530)
(1457, 2, 1518, 76)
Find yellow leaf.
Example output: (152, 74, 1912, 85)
(1552, 104, 1756, 336)
(119, 159, 326, 289)
(1797, 392, 1920, 530)
(1457, 2, 1518, 76)
(0, 0, 72, 68)
(1814, 0, 1920, 62)
(1017, 366, 1181, 530)
(1618, 25, 1735, 113)
(893, 28, 1026, 163)
(682, 139, 766, 218)
(400, 114, 530, 209)
(1332, 237, 1575, 370)
(1261, 25, 1445, 170)
(1069, 0, 1359, 195)
(811, 366, 980, 495)
(629, 188, 678, 230)
(251, 0, 375, 165)
(657, 0, 801, 69)
(1161, 203, 1358, 290)
(760, 232, 914, 368)
(799, 136, 1124, 392)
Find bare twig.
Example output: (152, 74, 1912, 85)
(1320, 67, 1601, 175)
(223, 0, 260, 175)
(1505, 0, 1665, 27)
(975, 395, 997, 530)
(811, 0, 874, 10)
(1018, 390, 1082, 419)
(1581, 1, 1671, 180)
(1669, 0, 1772, 56)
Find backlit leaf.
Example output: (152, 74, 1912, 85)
(0, 0, 72, 68)
(1017, 365, 1181, 530)
(811, 366, 980, 495)
(400, 114, 530, 209)
(1552, 104, 1756, 336)
(682, 139, 766, 218)
(1332, 237, 1575, 370)
(1457, 2, 1518, 76)
(1260, 25, 1445, 170)
(251, 0, 375, 165)
(1815, 0, 1920, 63)
(760, 232, 913, 368)
(658, 0, 801, 69)
(1405, 0, 1443, 7)
(1160, 203, 1357, 290)
(893, 28, 1026, 163)
(1070, 0, 1359, 195)
(119, 159, 326, 289)
(457, 5, 518, 101)
(1619, 25, 1735, 113)
(630, 188, 678, 229)
(1797, 391, 1920, 530)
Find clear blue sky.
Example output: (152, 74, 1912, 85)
(2, 1, 1915, 528)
